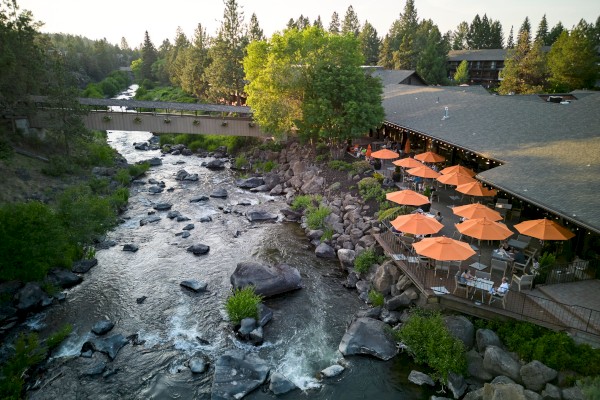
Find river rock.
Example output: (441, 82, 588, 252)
(175, 169, 191, 180)
(483, 345, 522, 382)
(46, 268, 82, 288)
(372, 261, 401, 296)
(148, 185, 163, 194)
(238, 318, 257, 337)
(337, 249, 356, 269)
(92, 320, 115, 335)
(246, 209, 278, 222)
(408, 370, 435, 386)
(182, 223, 195, 230)
(385, 293, 413, 310)
(180, 280, 207, 292)
(14, 282, 49, 312)
(258, 303, 273, 327)
(183, 173, 199, 181)
(181, 231, 191, 238)
(448, 372, 468, 399)
(338, 317, 398, 360)
(199, 216, 212, 223)
(122, 244, 139, 252)
(562, 386, 584, 400)
(476, 328, 502, 352)
(520, 360, 557, 392)
(315, 242, 336, 259)
(269, 372, 297, 395)
(320, 364, 344, 378)
(167, 210, 182, 219)
(211, 351, 269, 400)
(236, 177, 265, 189)
(483, 383, 527, 400)
(210, 188, 228, 198)
(72, 258, 98, 273)
(140, 215, 161, 226)
(444, 315, 475, 350)
(153, 203, 172, 211)
(81, 361, 107, 377)
(82, 334, 128, 360)
(205, 159, 226, 170)
(281, 208, 302, 221)
(467, 349, 494, 381)
(186, 244, 210, 255)
(147, 157, 162, 166)
(190, 195, 209, 202)
(230, 261, 302, 297)
(249, 326, 264, 345)
(301, 175, 324, 194)
(189, 357, 209, 374)
(541, 383, 562, 400)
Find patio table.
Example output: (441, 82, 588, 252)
(469, 262, 488, 271)
(492, 249, 514, 263)
(508, 239, 528, 251)
(467, 277, 494, 302)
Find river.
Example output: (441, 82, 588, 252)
(27, 87, 432, 400)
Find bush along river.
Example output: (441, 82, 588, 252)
(21, 89, 432, 399)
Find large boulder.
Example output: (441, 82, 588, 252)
(520, 360, 557, 392)
(14, 282, 49, 312)
(211, 351, 269, 400)
(186, 244, 210, 255)
(315, 243, 336, 259)
(210, 188, 228, 198)
(337, 249, 356, 269)
(483, 345, 522, 382)
(476, 329, 503, 352)
(541, 383, 562, 400)
(483, 383, 527, 400)
(467, 349, 494, 381)
(246, 209, 278, 222)
(408, 370, 435, 386)
(444, 315, 475, 350)
(338, 317, 398, 360)
(230, 262, 302, 297)
(91, 320, 115, 335)
(372, 261, 401, 296)
(46, 268, 82, 288)
(72, 259, 98, 274)
(81, 334, 128, 360)
(301, 175, 325, 194)
(236, 177, 265, 189)
(269, 372, 297, 395)
(205, 159, 226, 170)
(562, 386, 584, 400)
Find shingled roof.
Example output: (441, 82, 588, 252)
(382, 85, 600, 233)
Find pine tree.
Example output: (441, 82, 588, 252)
(453, 60, 469, 84)
(547, 29, 598, 91)
(329, 11, 340, 34)
(519, 17, 531, 45)
(498, 30, 547, 94)
(535, 14, 549, 45)
(467, 14, 482, 49)
(358, 21, 380, 65)
(341, 5, 360, 37)
(166, 27, 190, 87)
(313, 16, 323, 30)
(120, 37, 130, 51)
(452, 22, 469, 50)
(140, 31, 157, 82)
(180, 23, 211, 98)
(489, 20, 504, 48)
(415, 23, 448, 85)
(547, 22, 564, 45)
(381, 0, 420, 68)
(506, 26, 514, 49)
(248, 13, 264, 42)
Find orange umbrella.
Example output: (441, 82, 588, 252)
(440, 165, 476, 177)
(391, 213, 443, 236)
(456, 217, 513, 241)
(436, 172, 476, 186)
(371, 148, 399, 159)
(393, 157, 423, 169)
(453, 203, 502, 221)
(514, 218, 575, 241)
(413, 236, 476, 261)
(386, 190, 430, 206)
(365, 144, 372, 158)
(455, 181, 498, 197)
(404, 138, 411, 154)
(414, 151, 445, 163)
(406, 165, 441, 179)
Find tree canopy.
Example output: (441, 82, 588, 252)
(547, 29, 598, 92)
(244, 27, 384, 144)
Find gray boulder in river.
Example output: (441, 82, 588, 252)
(230, 261, 302, 297)
(338, 317, 399, 360)
(211, 350, 269, 400)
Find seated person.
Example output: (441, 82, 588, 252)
(513, 249, 526, 264)
(499, 240, 511, 252)
(489, 277, 509, 295)
(530, 259, 540, 275)
(435, 211, 443, 222)
(460, 269, 475, 282)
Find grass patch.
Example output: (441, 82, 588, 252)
(226, 286, 262, 325)
(306, 205, 331, 230)
(291, 195, 313, 211)
(368, 289, 384, 307)
(321, 227, 334, 242)
(128, 161, 150, 178)
(354, 249, 380, 274)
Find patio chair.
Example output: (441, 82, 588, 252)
(418, 255, 431, 269)
(488, 289, 508, 309)
(475, 270, 491, 280)
(453, 272, 470, 298)
(490, 259, 508, 277)
(513, 254, 533, 274)
(511, 273, 534, 292)
(434, 261, 451, 278)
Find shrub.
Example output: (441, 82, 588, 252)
(0, 333, 46, 399)
(42, 156, 78, 176)
(110, 187, 129, 211)
(352, 160, 372, 174)
(115, 169, 131, 185)
(354, 249, 378, 274)
(368, 289, 384, 307)
(234, 155, 248, 169)
(372, 172, 384, 183)
(395, 310, 467, 385)
(358, 177, 383, 201)
(225, 286, 262, 325)
(89, 176, 111, 195)
(188, 140, 204, 152)
(321, 227, 334, 242)
(258, 140, 282, 152)
(0, 137, 14, 161)
(45, 324, 73, 351)
(306, 205, 331, 230)
(328, 160, 353, 172)
(377, 206, 409, 222)
(291, 195, 312, 211)
(315, 154, 328, 162)
(128, 161, 150, 178)
(159, 134, 175, 146)
(578, 376, 600, 399)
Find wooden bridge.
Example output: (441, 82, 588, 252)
(26, 96, 272, 138)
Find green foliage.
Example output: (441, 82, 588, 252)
(0, 137, 14, 161)
(291, 195, 313, 211)
(321, 227, 334, 242)
(187, 140, 203, 152)
(368, 289, 384, 307)
(157, 133, 247, 153)
(351, 160, 372, 174)
(0, 333, 46, 399)
(547, 29, 598, 92)
(395, 310, 467, 385)
(354, 249, 379, 274)
(306, 205, 331, 230)
(235, 155, 249, 169)
(454, 60, 469, 84)
(0, 202, 71, 281)
(499, 31, 548, 94)
(45, 324, 73, 351)
(254, 160, 278, 173)
(42, 156, 79, 177)
(377, 206, 409, 222)
(115, 169, 131, 185)
(358, 177, 383, 201)
(328, 160, 353, 172)
(372, 172, 384, 183)
(83, 141, 116, 167)
(89, 176, 111, 195)
(578, 376, 600, 399)
(225, 286, 262, 325)
(110, 187, 130, 211)
(257, 140, 283, 152)
(315, 154, 328, 163)
(128, 162, 150, 178)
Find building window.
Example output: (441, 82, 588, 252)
(491, 61, 496, 70)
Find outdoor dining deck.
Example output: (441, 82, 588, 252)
(372, 176, 600, 343)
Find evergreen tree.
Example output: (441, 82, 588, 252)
(140, 31, 157, 82)
(248, 13, 264, 42)
(166, 27, 190, 87)
(452, 21, 469, 50)
(296, 15, 310, 30)
(329, 11, 340, 34)
(547, 29, 598, 91)
(120, 37, 130, 51)
(381, 0, 420, 69)
(535, 14, 549, 45)
(286, 18, 296, 30)
(507, 26, 514, 48)
(205, 0, 247, 105)
(453, 60, 469, 84)
(498, 30, 547, 94)
(415, 22, 448, 84)
(519, 17, 531, 45)
(467, 14, 482, 49)
(180, 23, 211, 98)
(489, 20, 504, 48)
(313, 16, 323, 30)
(341, 5, 360, 37)
(480, 14, 492, 48)
(547, 22, 564, 45)
(358, 21, 380, 65)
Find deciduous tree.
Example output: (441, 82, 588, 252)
(547, 29, 598, 92)
(453, 60, 469, 84)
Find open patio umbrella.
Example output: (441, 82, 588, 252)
(456, 217, 513, 241)
(371, 148, 399, 159)
(404, 138, 411, 154)
(440, 165, 476, 177)
(513, 218, 575, 241)
(406, 165, 441, 179)
(455, 181, 498, 197)
(414, 151, 445, 163)
(386, 190, 430, 206)
(413, 236, 476, 261)
(453, 203, 503, 221)
(393, 157, 423, 169)
(436, 171, 476, 186)
(391, 213, 443, 236)
(365, 144, 372, 158)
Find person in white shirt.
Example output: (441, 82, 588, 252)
(490, 277, 509, 295)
